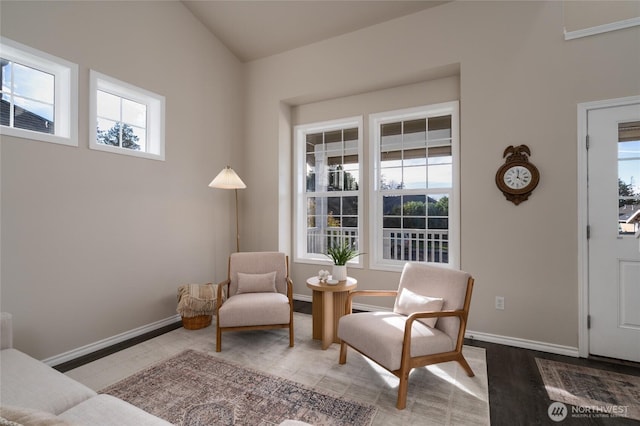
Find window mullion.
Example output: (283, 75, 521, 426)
(9, 61, 15, 128)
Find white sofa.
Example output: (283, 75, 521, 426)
(0, 313, 171, 426)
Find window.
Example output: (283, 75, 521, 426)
(618, 121, 640, 236)
(90, 70, 165, 161)
(370, 102, 459, 270)
(294, 117, 363, 265)
(0, 37, 78, 146)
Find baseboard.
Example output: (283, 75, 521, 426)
(294, 294, 312, 303)
(294, 293, 392, 313)
(42, 314, 182, 367)
(465, 330, 580, 358)
(294, 294, 580, 358)
(45, 300, 580, 367)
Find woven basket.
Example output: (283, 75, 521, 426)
(181, 314, 212, 330)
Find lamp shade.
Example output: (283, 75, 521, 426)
(208, 166, 246, 189)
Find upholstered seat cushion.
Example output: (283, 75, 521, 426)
(218, 292, 290, 327)
(337, 311, 454, 371)
(0, 348, 96, 415)
(0, 405, 80, 425)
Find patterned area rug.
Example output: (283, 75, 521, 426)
(536, 358, 640, 421)
(101, 349, 377, 425)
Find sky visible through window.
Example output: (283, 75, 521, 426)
(619, 139, 640, 195)
(1, 59, 54, 122)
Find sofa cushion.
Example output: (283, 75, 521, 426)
(1, 313, 13, 350)
(59, 394, 172, 426)
(0, 405, 79, 426)
(0, 349, 96, 415)
(337, 311, 454, 371)
(218, 292, 290, 327)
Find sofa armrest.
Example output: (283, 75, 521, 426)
(1, 312, 13, 349)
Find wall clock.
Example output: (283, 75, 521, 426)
(495, 144, 540, 205)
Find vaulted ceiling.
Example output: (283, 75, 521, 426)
(181, 1, 448, 62)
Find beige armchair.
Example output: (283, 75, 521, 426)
(216, 252, 294, 352)
(337, 262, 475, 409)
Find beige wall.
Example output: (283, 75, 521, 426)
(0, 1, 243, 359)
(1, 0, 638, 360)
(242, 1, 640, 349)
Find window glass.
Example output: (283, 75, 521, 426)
(618, 121, 640, 236)
(96, 89, 147, 152)
(1, 59, 55, 134)
(372, 102, 458, 269)
(296, 118, 363, 264)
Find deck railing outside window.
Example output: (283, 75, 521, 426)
(383, 229, 448, 263)
(307, 226, 447, 263)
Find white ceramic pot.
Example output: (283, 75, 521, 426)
(332, 265, 347, 282)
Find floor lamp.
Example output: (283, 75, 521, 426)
(209, 166, 246, 252)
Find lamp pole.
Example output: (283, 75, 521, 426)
(235, 188, 240, 252)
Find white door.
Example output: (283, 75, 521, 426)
(588, 102, 640, 362)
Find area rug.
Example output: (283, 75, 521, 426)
(101, 349, 377, 425)
(536, 358, 640, 421)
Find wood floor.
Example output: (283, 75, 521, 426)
(468, 339, 639, 425)
(56, 300, 640, 425)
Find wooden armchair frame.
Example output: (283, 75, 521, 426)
(339, 277, 475, 409)
(215, 255, 294, 352)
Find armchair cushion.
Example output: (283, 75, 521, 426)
(393, 288, 444, 328)
(237, 271, 277, 294)
(229, 252, 288, 296)
(337, 312, 454, 371)
(218, 293, 290, 328)
(397, 263, 472, 341)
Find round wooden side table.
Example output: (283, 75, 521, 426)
(306, 276, 357, 350)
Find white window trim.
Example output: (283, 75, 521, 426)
(89, 70, 165, 161)
(564, 16, 640, 41)
(0, 37, 78, 147)
(293, 116, 364, 267)
(369, 101, 460, 272)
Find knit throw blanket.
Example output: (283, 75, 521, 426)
(176, 283, 217, 317)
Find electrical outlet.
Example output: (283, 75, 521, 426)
(495, 296, 505, 310)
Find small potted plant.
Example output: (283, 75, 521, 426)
(326, 241, 362, 282)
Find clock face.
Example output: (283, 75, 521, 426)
(496, 145, 539, 205)
(503, 165, 532, 190)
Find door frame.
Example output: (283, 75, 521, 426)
(577, 95, 640, 358)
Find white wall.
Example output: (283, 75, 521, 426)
(0, 1, 243, 359)
(241, 1, 640, 349)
